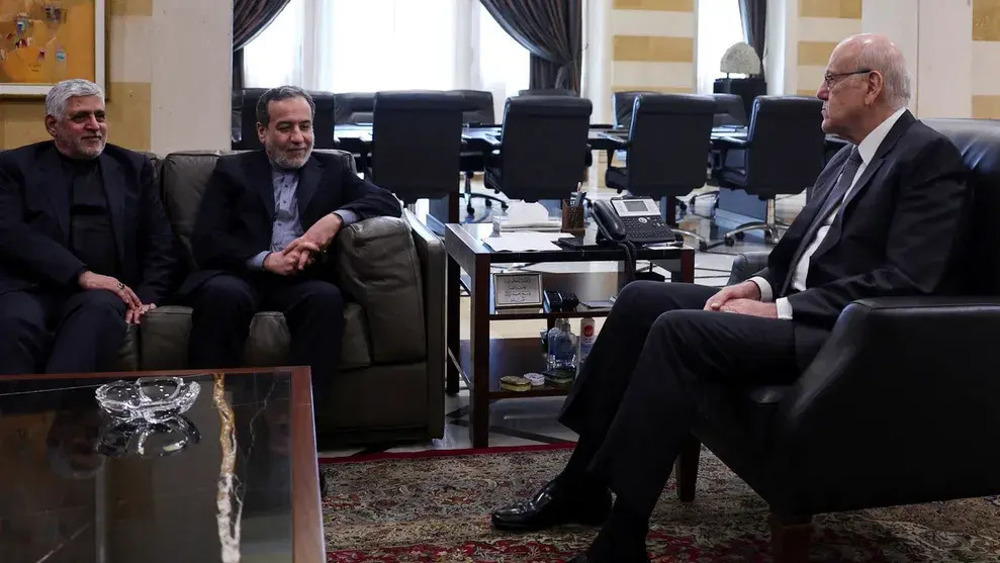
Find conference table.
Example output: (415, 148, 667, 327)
(333, 122, 630, 156)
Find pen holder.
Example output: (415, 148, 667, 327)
(562, 200, 585, 235)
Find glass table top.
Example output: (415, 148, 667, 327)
(0, 370, 303, 563)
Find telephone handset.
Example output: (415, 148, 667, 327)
(592, 197, 676, 245)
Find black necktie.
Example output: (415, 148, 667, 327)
(780, 148, 863, 296)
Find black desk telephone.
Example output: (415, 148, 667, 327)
(592, 197, 676, 245)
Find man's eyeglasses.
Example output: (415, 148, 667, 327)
(823, 69, 872, 89)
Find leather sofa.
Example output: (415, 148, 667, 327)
(113, 149, 445, 445)
(679, 118, 1000, 561)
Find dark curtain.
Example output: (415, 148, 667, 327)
(480, 0, 582, 93)
(738, 0, 766, 80)
(232, 0, 292, 90)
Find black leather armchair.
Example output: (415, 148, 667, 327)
(680, 118, 1000, 562)
(485, 96, 592, 202)
(604, 94, 715, 248)
(711, 96, 825, 246)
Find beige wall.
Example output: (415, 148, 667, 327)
(610, 0, 696, 106)
(972, 0, 1000, 118)
(0, 0, 232, 153)
(769, 0, 1000, 119)
(795, 0, 862, 96)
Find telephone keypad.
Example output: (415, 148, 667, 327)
(620, 215, 673, 244)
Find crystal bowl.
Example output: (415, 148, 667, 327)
(96, 377, 200, 423)
(98, 414, 201, 458)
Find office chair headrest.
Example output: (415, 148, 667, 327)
(518, 88, 578, 97)
(335, 92, 376, 111)
(374, 90, 467, 111)
(307, 90, 337, 104)
(753, 95, 823, 116)
(504, 95, 593, 117)
(450, 89, 493, 111)
(634, 93, 716, 115)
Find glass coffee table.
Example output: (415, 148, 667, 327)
(445, 222, 695, 447)
(0, 367, 322, 562)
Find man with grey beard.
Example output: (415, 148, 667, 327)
(0, 78, 178, 374)
(182, 85, 400, 396)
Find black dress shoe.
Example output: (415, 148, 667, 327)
(490, 478, 612, 531)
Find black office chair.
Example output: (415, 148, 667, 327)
(712, 93, 748, 127)
(333, 92, 376, 124)
(449, 90, 506, 217)
(712, 96, 825, 246)
(687, 94, 751, 212)
(231, 88, 337, 150)
(604, 94, 716, 249)
(485, 96, 592, 204)
(612, 91, 655, 128)
(370, 91, 466, 227)
(518, 88, 579, 97)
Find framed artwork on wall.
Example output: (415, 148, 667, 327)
(0, 0, 105, 97)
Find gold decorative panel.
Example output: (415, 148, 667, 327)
(105, 81, 151, 151)
(973, 0, 1000, 42)
(110, 0, 153, 17)
(613, 0, 694, 12)
(798, 41, 839, 66)
(613, 35, 694, 62)
(799, 0, 862, 19)
(973, 95, 1000, 118)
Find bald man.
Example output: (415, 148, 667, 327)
(489, 34, 971, 562)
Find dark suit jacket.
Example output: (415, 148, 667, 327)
(184, 150, 401, 293)
(754, 111, 970, 364)
(0, 141, 178, 304)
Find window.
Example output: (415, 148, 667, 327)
(322, 0, 458, 92)
(242, 0, 306, 88)
(242, 0, 530, 116)
(695, 0, 746, 94)
(475, 4, 530, 121)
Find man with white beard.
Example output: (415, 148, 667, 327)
(0, 78, 177, 374)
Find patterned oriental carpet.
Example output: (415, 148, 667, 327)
(321, 445, 1000, 562)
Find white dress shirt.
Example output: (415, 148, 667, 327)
(751, 107, 906, 319)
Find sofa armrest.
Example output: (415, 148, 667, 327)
(727, 251, 769, 285)
(336, 216, 426, 364)
(774, 296, 1000, 500)
(405, 209, 446, 438)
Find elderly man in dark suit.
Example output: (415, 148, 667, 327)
(0, 79, 177, 375)
(490, 34, 972, 562)
(183, 85, 400, 395)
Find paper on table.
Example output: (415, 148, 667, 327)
(494, 201, 562, 231)
(483, 232, 573, 252)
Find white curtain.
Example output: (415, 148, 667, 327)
(242, 0, 307, 88)
(242, 0, 530, 119)
(695, 0, 746, 94)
